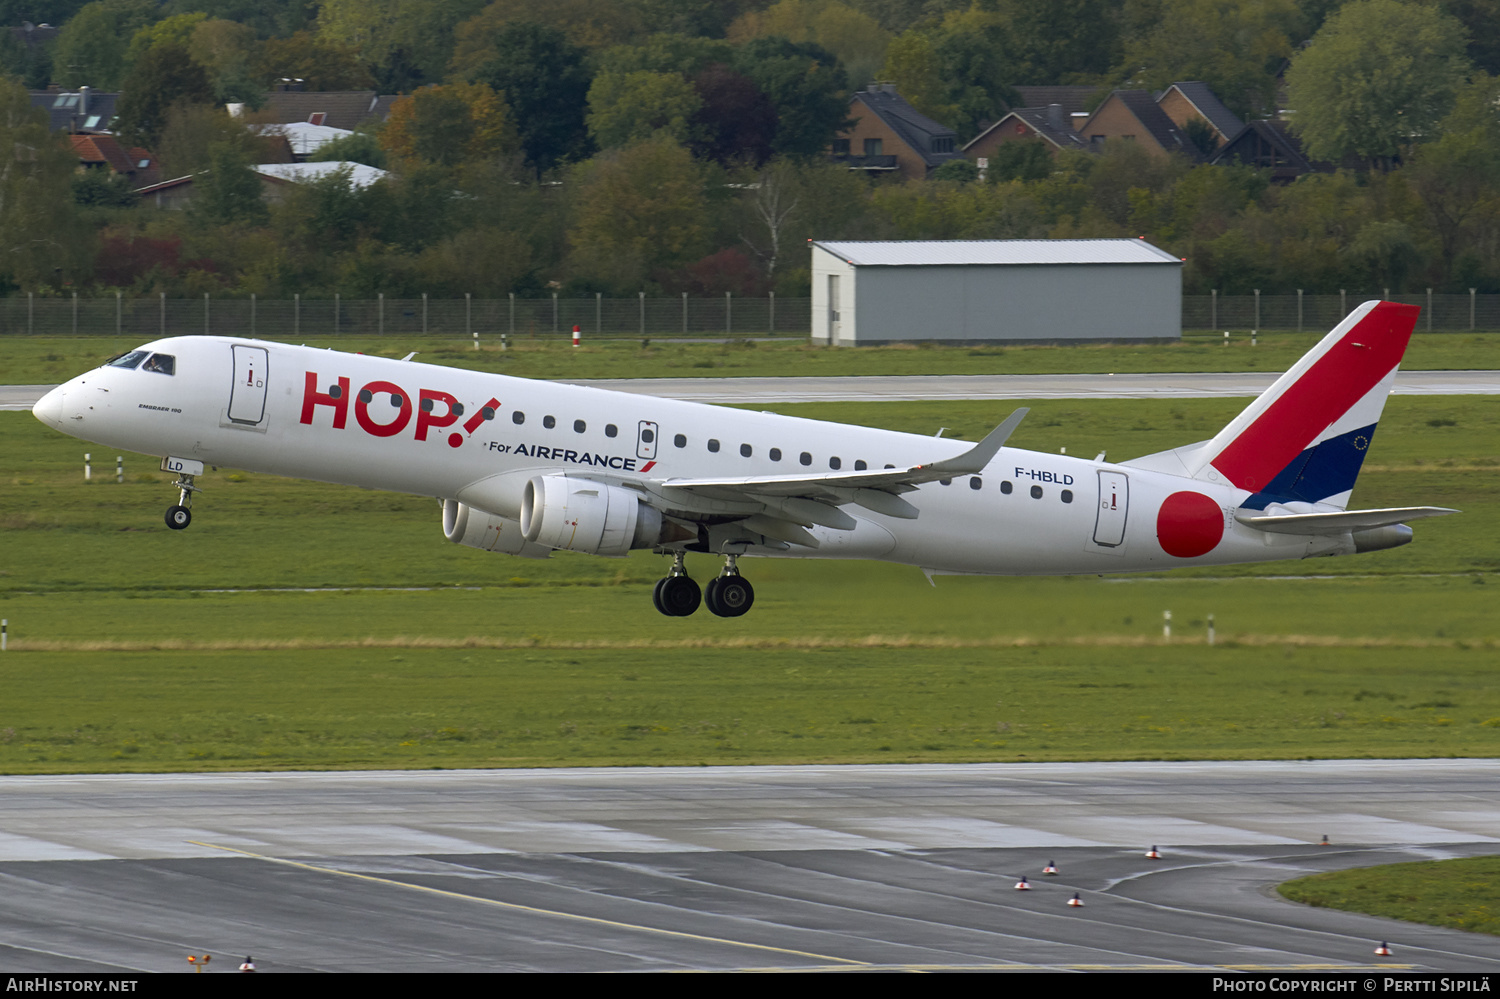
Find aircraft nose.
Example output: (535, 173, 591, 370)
(32, 384, 64, 428)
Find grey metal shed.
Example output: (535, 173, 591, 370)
(809, 239, 1183, 344)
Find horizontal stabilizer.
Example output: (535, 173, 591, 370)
(1236, 505, 1458, 536)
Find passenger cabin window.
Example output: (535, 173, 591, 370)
(800, 452, 812, 466)
(512, 411, 525, 424)
(708, 439, 720, 452)
(829, 457, 842, 470)
(141, 353, 175, 375)
(769, 448, 782, 461)
(855, 460, 867, 470)
(574, 420, 586, 433)
(740, 443, 752, 457)
(107, 350, 149, 369)
(970, 477, 982, 490)
(674, 434, 687, 448)
(543, 415, 556, 429)
(605, 424, 618, 437)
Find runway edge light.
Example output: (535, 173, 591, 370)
(1067, 893, 1084, 908)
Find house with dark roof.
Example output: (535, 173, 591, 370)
(31, 88, 119, 133)
(1075, 90, 1196, 159)
(1211, 119, 1322, 182)
(1156, 82, 1244, 150)
(828, 84, 961, 180)
(963, 104, 1086, 166)
(251, 90, 397, 132)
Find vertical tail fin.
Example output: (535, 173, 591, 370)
(1185, 300, 1419, 510)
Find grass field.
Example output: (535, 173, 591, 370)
(1, 388, 1496, 775)
(2, 329, 1498, 384)
(1279, 857, 1500, 936)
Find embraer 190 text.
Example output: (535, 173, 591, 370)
(32, 301, 1455, 617)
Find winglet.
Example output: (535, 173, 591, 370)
(922, 408, 1028, 476)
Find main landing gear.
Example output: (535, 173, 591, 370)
(165, 472, 199, 530)
(652, 554, 755, 618)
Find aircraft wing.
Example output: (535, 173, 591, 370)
(641, 410, 1028, 541)
(653, 408, 1028, 497)
(1235, 506, 1458, 535)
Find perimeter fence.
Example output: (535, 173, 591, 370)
(0, 293, 811, 339)
(3, 291, 1499, 338)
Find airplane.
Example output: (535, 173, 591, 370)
(30, 300, 1455, 618)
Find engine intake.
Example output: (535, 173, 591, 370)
(442, 499, 552, 558)
(520, 474, 663, 556)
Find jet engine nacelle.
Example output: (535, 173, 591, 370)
(520, 474, 663, 556)
(442, 498, 553, 558)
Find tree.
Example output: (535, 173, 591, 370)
(254, 31, 375, 92)
(0, 78, 88, 290)
(311, 130, 388, 170)
(1006, 0, 1122, 85)
(191, 143, 270, 228)
(1286, 0, 1471, 168)
(471, 23, 595, 175)
(451, 0, 645, 77)
(880, 32, 959, 125)
(317, 0, 488, 92)
(1404, 74, 1500, 279)
(1114, 0, 1299, 117)
(50, 0, 155, 89)
(733, 37, 852, 159)
(688, 63, 779, 166)
(114, 41, 216, 149)
(728, 0, 891, 89)
(188, 18, 263, 104)
(587, 70, 702, 149)
(566, 138, 711, 291)
(382, 83, 512, 169)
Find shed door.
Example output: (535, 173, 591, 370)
(1093, 471, 1129, 547)
(228, 345, 268, 426)
(828, 274, 841, 345)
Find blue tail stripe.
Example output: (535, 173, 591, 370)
(1240, 422, 1378, 508)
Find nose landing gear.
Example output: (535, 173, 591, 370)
(160, 457, 206, 530)
(165, 473, 200, 530)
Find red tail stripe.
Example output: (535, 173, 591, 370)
(1211, 303, 1417, 491)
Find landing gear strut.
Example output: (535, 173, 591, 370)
(652, 553, 755, 618)
(652, 552, 701, 616)
(704, 554, 754, 618)
(165, 472, 199, 530)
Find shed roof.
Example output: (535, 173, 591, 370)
(812, 239, 1182, 267)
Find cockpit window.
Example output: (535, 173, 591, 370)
(141, 353, 175, 375)
(106, 350, 149, 370)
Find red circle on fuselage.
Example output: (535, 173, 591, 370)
(1156, 491, 1224, 558)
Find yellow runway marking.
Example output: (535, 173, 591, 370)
(189, 841, 869, 967)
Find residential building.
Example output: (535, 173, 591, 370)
(829, 84, 962, 180)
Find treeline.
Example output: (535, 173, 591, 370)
(4, 0, 1499, 299)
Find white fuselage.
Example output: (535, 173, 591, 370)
(35, 336, 1350, 574)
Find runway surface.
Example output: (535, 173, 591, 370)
(5, 371, 1500, 410)
(2, 761, 1497, 973)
